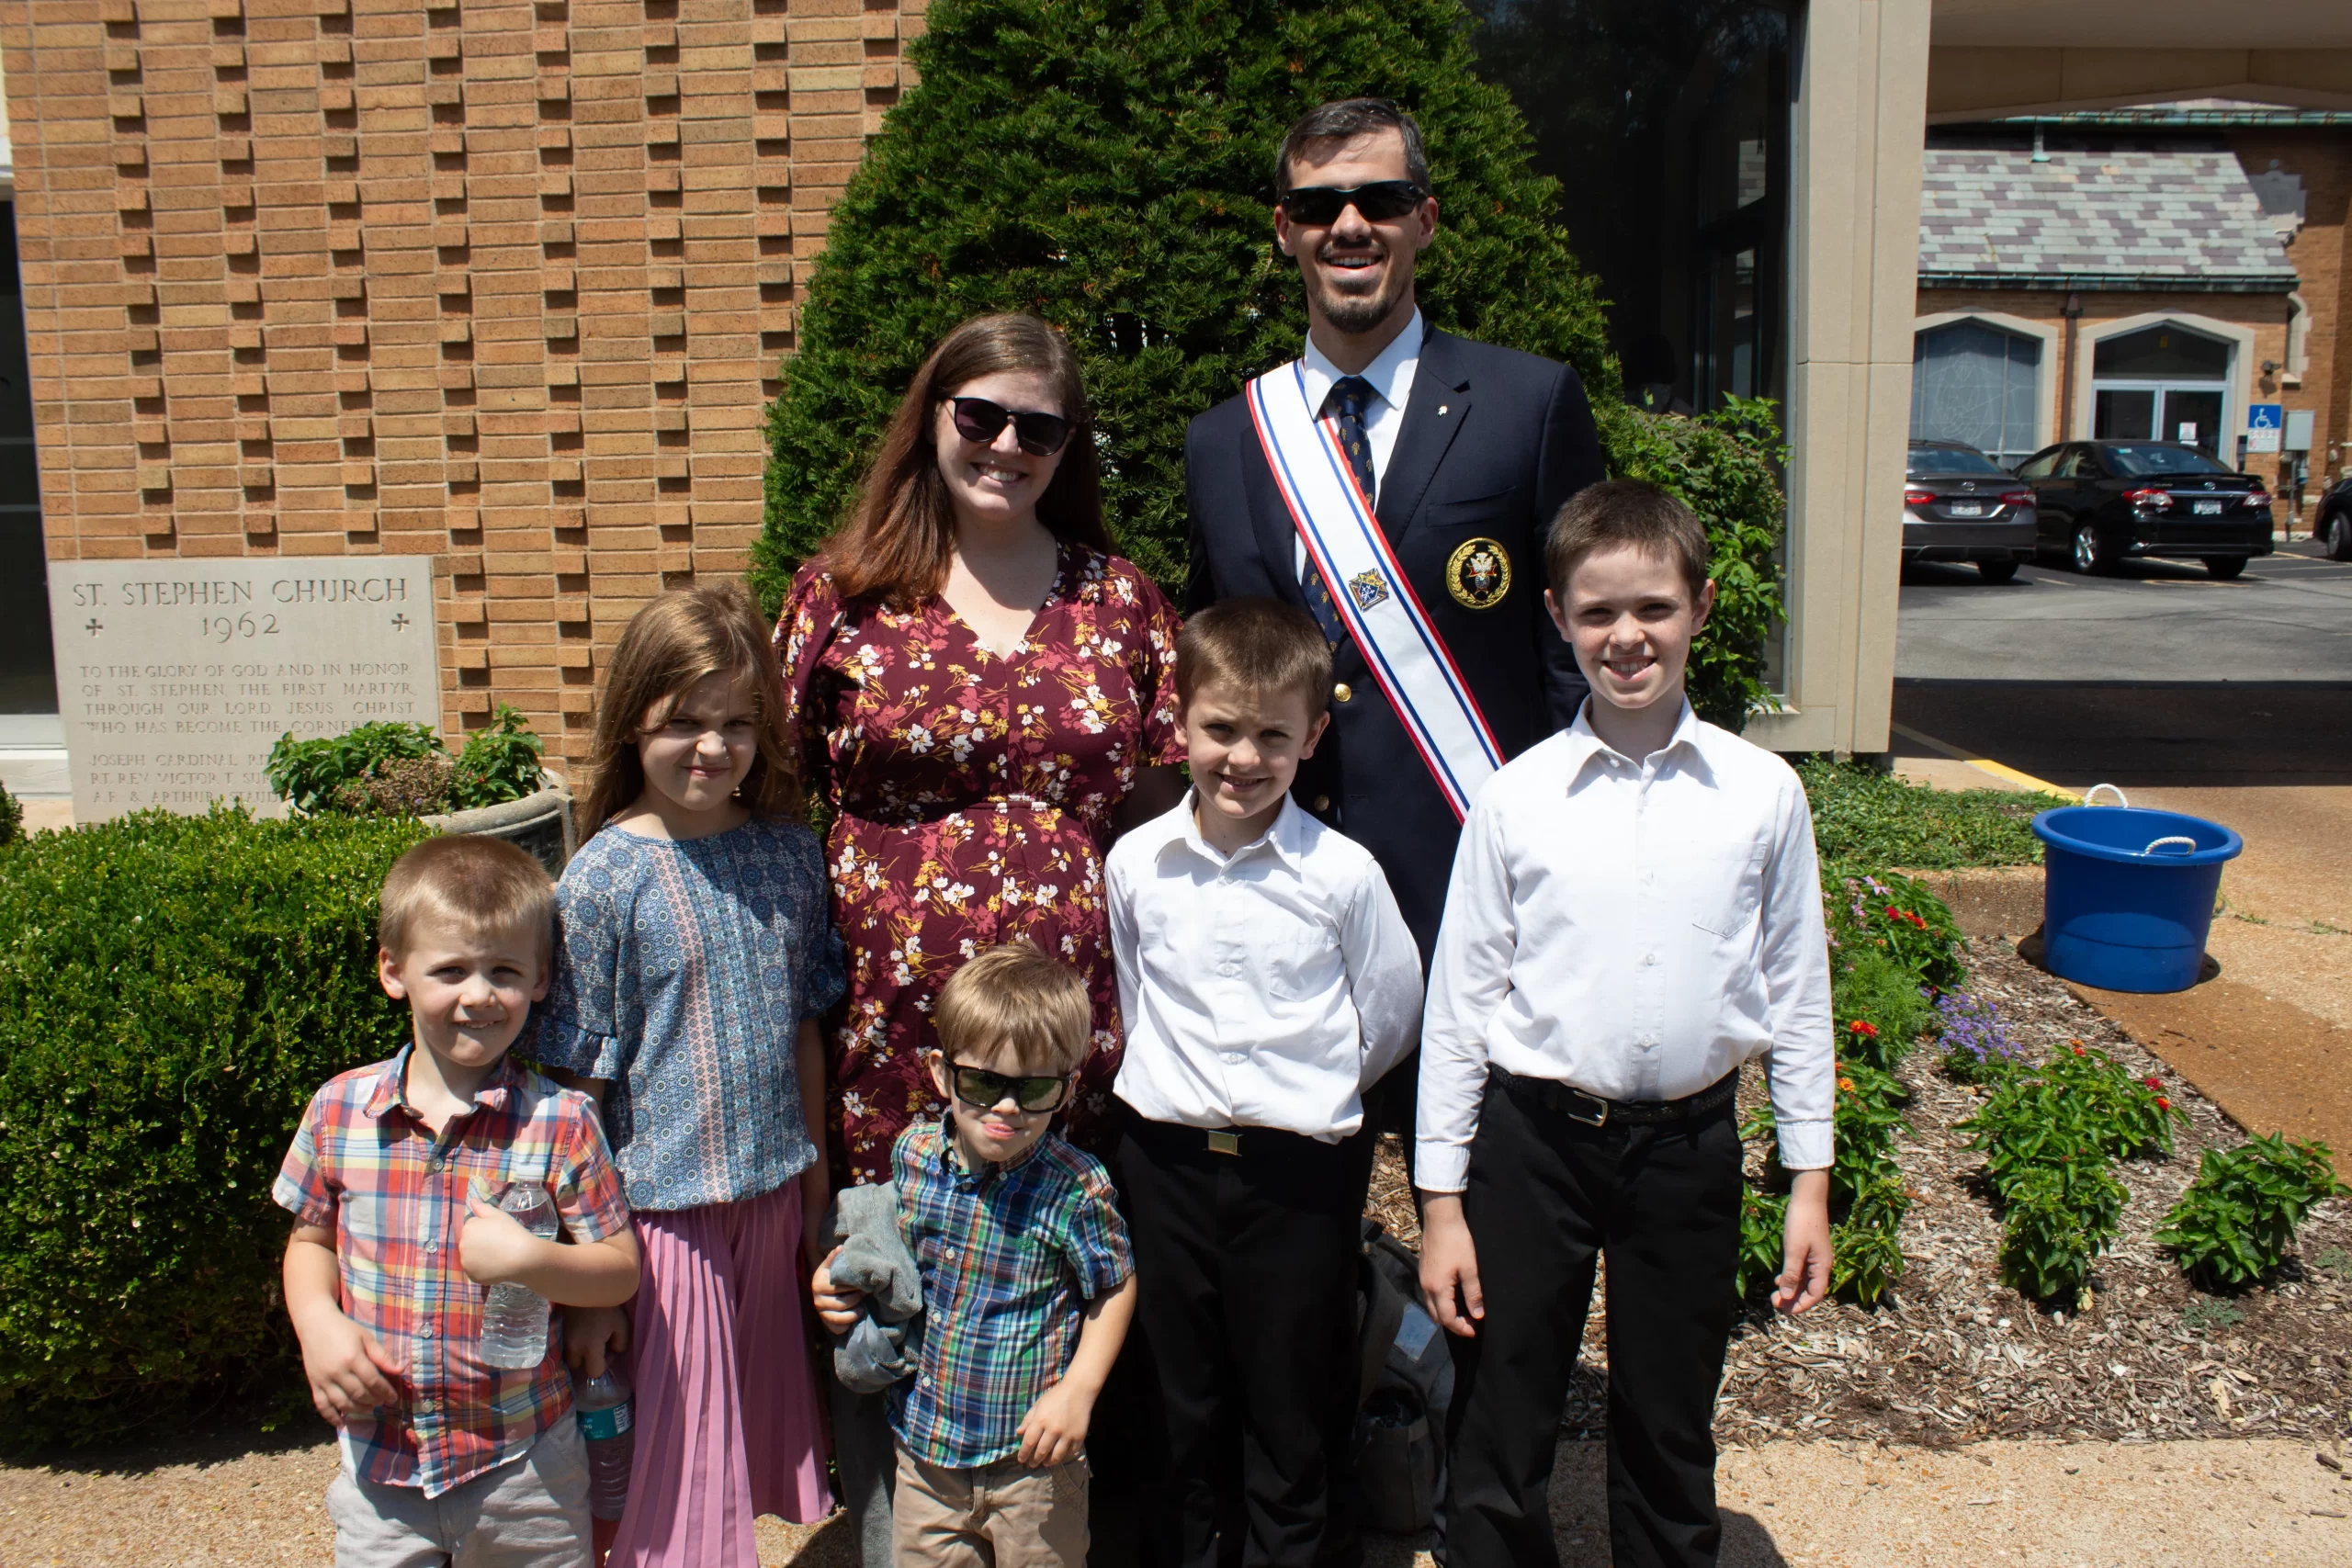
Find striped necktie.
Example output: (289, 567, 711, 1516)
(1301, 375, 1377, 648)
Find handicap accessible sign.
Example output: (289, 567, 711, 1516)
(2246, 402, 2283, 454)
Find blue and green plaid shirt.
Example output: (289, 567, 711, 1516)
(888, 1119, 1134, 1468)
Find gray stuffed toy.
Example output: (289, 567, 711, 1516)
(821, 1184, 924, 1394)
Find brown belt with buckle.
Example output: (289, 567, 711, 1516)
(1490, 1065, 1738, 1128)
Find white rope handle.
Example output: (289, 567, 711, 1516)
(2142, 836, 2199, 856)
(2084, 783, 2129, 807)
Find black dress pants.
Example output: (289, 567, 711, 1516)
(1119, 1116, 1363, 1568)
(1442, 1076, 1743, 1568)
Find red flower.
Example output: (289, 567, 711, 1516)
(2143, 1077, 2163, 1090)
(2070, 1042, 2087, 1056)
(1884, 904, 1903, 919)
(2156, 1097, 2172, 1111)
(1908, 912, 1929, 930)
(1849, 1020, 1879, 1038)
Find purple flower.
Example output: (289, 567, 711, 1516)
(1935, 990, 2022, 1068)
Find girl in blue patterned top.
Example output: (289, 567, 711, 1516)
(535, 583, 844, 1568)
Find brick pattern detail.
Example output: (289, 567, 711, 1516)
(2225, 131, 2352, 502)
(5, 0, 922, 761)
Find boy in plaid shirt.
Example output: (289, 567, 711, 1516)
(813, 942, 1136, 1568)
(277, 835, 641, 1567)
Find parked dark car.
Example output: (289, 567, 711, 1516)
(1903, 440, 2037, 583)
(2318, 471, 2352, 561)
(2013, 441, 2274, 579)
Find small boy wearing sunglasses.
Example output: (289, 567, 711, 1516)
(812, 942, 1136, 1568)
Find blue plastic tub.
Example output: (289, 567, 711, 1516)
(2031, 803, 2243, 993)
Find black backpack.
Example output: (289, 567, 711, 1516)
(1351, 1220, 1453, 1541)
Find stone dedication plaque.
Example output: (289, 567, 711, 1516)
(48, 558, 441, 823)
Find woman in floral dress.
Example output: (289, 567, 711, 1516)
(775, 311, 1183, 1562)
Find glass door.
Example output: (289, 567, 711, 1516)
(2160, 389, 2222, 455)
(2090, 322, 2232, 461)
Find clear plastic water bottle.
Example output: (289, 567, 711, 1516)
(478, 1181, 559, 1370)
(573, 1364, 636, 1521)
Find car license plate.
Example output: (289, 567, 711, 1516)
(2193, 500, 2222, 515)
(1947, 502, 1983, 516)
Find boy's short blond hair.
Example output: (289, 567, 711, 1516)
(1174, 596, 1333, 716)
(378, 834, 557, 962)
(933, 942, 1091, 1077)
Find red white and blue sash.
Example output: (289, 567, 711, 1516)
(1246, 361, 1503, 821)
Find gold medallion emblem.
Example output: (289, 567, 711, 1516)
(1445, 536, 1512, 610)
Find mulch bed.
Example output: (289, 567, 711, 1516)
(1365, 935, 2352, 1450)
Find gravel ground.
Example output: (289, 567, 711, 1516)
(10, 935, 2346, 1564)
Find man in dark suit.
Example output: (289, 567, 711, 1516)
(1184, 97, 1607, 963)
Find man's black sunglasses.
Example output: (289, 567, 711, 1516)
(945, 1058, 1073, 1114)
(946, 396, 1074, 457)
(1277, 181, 1428, 227)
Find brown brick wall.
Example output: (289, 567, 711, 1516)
(6, 0, 922, 763)
(1912, 284, 2294, 472)
(2228, 130, 2351, 505)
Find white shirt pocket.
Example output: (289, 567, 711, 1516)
(1676, 841, 1764, 942)
(1263, 923, 1341, 1003)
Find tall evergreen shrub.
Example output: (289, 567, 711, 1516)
(0, 807, 428, 1448)
(756, 0, 1784, 728)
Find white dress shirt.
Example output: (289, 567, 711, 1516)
(1110, 794, 1423, 1142)
(1415, 703, 1834, 1190)
(1293, 310, 1424, 575)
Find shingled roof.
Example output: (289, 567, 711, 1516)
(1918, 145, 2298, 292)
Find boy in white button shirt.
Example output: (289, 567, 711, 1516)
(1108, 596, 1422, 1568)
(1416, 480, 1835, 1568)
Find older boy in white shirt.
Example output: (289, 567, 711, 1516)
(1109, 596, 1422, 1568)
(1416, 480, 1835, 1568)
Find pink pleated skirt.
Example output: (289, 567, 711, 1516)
(609, 1180, 836, 1568)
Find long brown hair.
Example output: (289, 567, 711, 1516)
(578, 582, 803, 835)
(821, 313, 1111, 605)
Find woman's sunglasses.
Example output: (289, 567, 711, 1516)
(946, 396, 1074, 457)
(945, 1058, 1073, 1114)
(1276, 181, 1428, 227)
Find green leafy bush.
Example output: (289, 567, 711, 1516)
(2157, 1134, 2345, 1289)
(1831, 950, 1933, 1072)
(0, 807, 428, 1448)
(753, 0, 1789, 731)
(0, 783, 20, 847)
(1831, 1170, 1911, 1305)
(1959, 1043, 2180, 1302)
(2042, 1043, 2184, 1162)
(266, 705, 545, 818)
(1609, 398, 1786, 728)
(1802, 759, 2066, 871)
(1735, 1185, 1787, 1302)
(1741, 1056, 1910, 1304)
(266, 721, 445, 815)
(1996, 1161, 2129, 1302)
(449, 705, 548, 812)
(1828, 870, 1965, 990)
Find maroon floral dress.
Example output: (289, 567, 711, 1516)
(775, 542, 1184, 1185)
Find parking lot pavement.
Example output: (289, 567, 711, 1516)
(1891, 681, 2352, 789)
(1895, 540, 2352, 683)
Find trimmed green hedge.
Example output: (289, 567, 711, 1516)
(0, 807, 429, 1449)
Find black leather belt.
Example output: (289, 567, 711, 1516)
(1491, 1066, 1738, 1128)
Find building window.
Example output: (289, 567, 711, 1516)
(2091, 321, 2230, 457)
(0, 204, 55, 723)
(1910, 320, 2041, 467)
